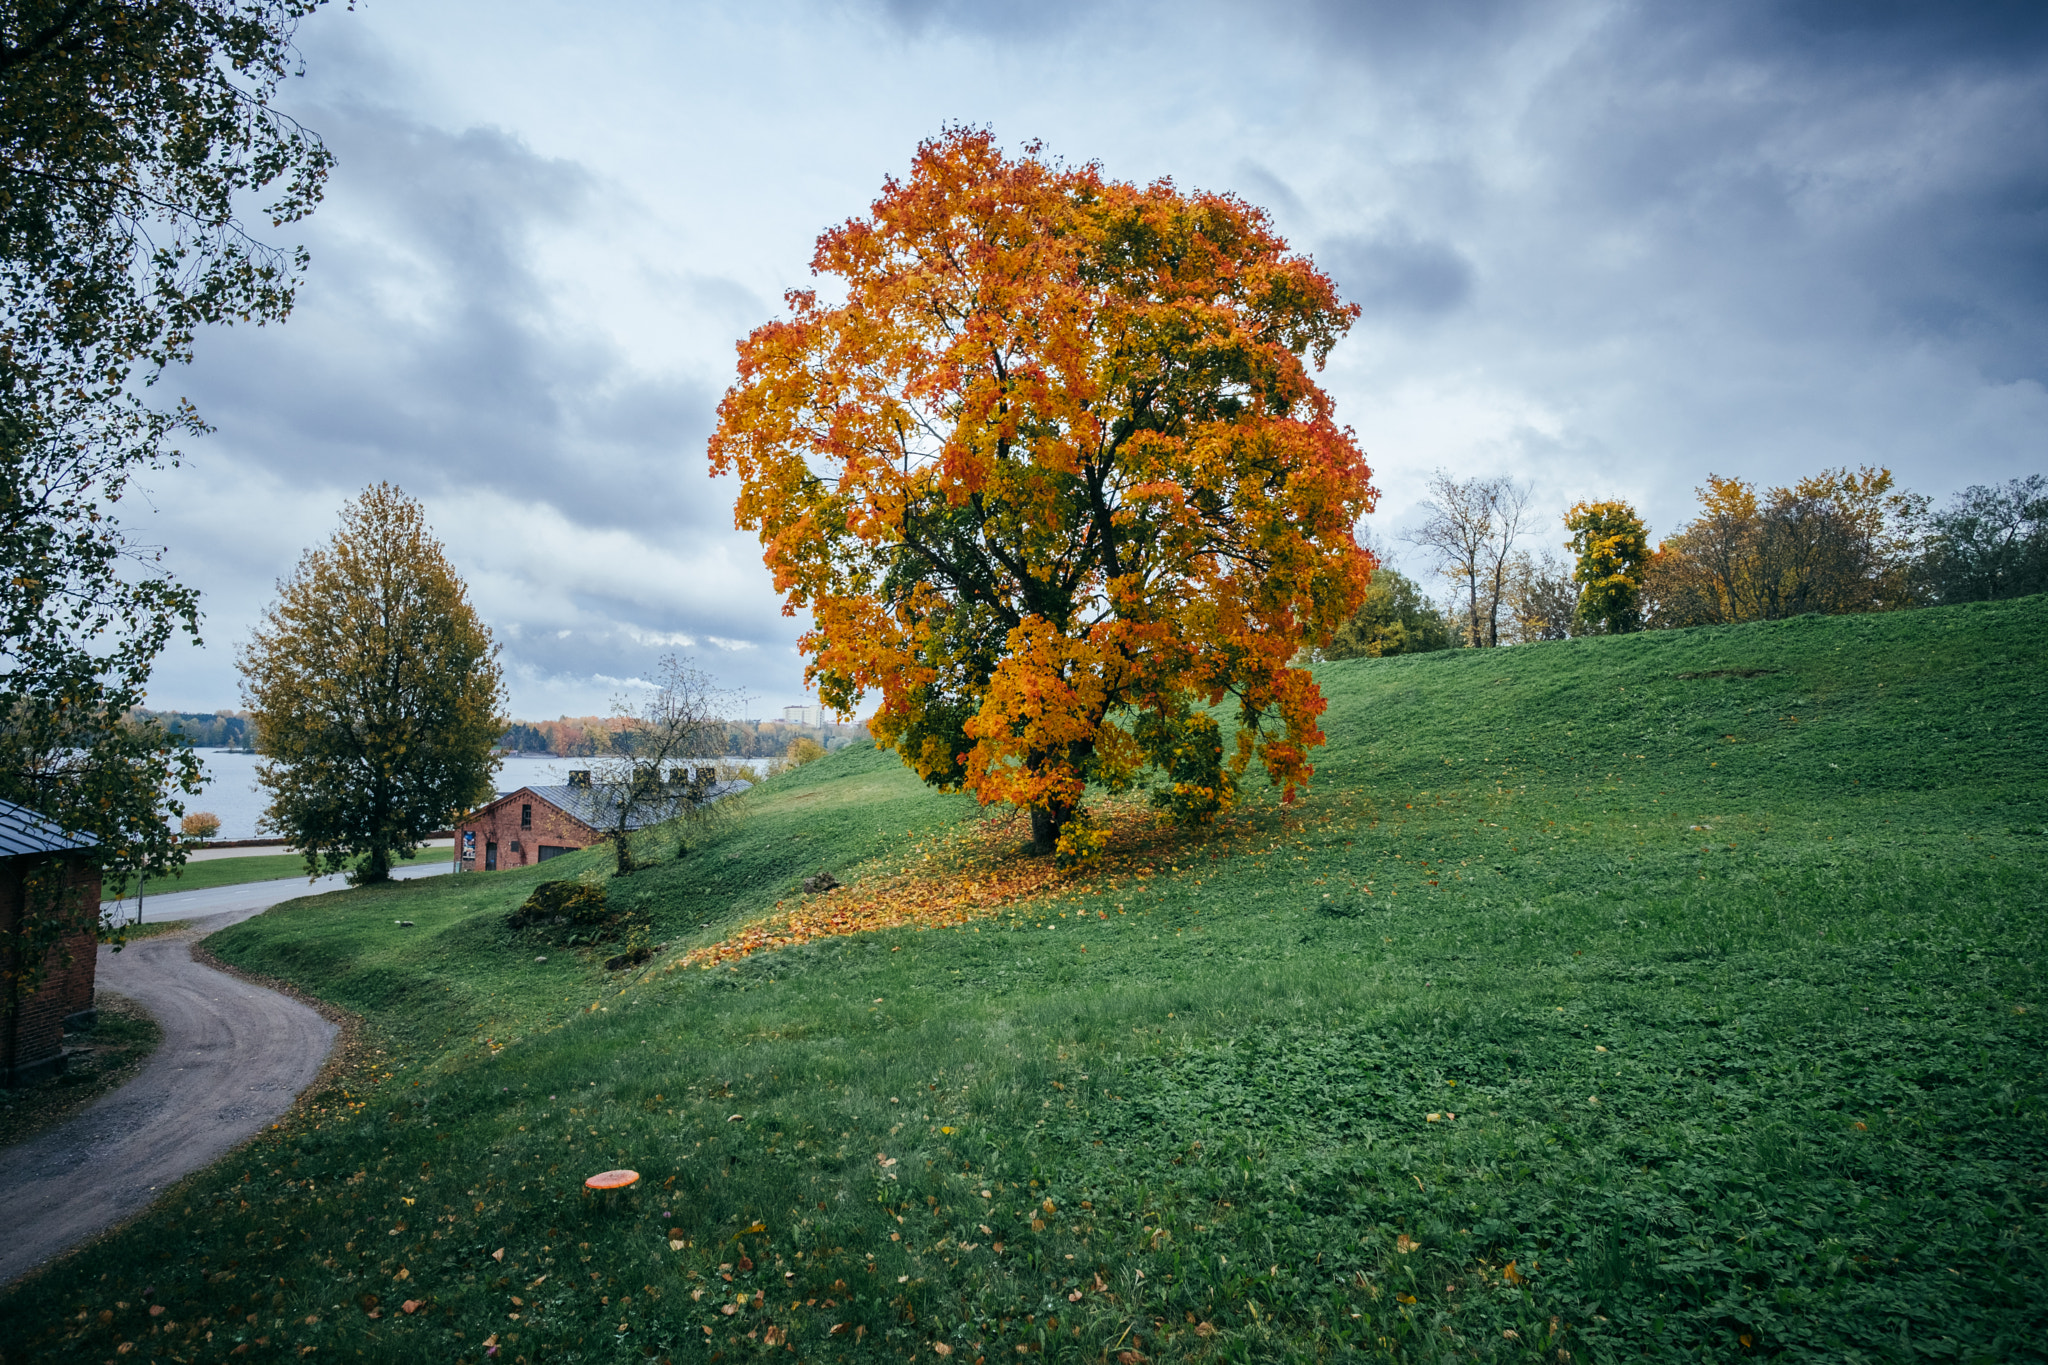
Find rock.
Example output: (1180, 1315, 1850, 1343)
(801, 872, 841, 895)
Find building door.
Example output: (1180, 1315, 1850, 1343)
(485, 841, 497, 870)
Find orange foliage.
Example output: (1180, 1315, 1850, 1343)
(669, 804, 1157, 971)
(667, 786, 1389, 973)
(709, 128, 1376, 856)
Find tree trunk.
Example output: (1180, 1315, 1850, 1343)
(360, 843, 391, 884)
(1030, 804, 1063, 856)
(612, 829, 636, 876)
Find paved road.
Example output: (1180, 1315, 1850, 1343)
(1, 864, 451, 1284)
(103, 855, 452, 924)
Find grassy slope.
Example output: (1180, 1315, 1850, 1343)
(3, 599, 2042, 1364)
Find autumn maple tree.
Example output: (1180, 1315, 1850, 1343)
(710, 130, 1376, 859)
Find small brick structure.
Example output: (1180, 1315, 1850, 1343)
(0, 799, 102, 1089)
(453, 769, 745, 872)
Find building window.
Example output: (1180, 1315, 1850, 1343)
(510, 840, 522, 853)
(485, 841, 497, 871)
(538, 845, 569, 862)
(521, 803, 532, 828)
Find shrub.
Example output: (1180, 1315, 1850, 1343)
(180, 811, 222, 843)
(504, 879, 648, 955)
(504, 879, 609, 930)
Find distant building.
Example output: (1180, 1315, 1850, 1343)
(0, 799, 102, 1087)
(781, 704, 825, 726)
(453, 767, 747, 872)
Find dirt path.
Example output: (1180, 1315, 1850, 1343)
(0, 907, 336, 1284)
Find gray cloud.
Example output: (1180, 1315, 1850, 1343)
(1319, 226, 1475, 317)
(133, 0, 2048, 715)
(181, 100, 725, 538)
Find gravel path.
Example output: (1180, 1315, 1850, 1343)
(0, 868, 424, 1283)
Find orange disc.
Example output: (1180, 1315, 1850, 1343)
(584, 1169, 640, 1190)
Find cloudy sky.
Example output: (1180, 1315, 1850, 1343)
(138, 0, 2048, 718)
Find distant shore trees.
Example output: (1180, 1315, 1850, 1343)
(584, 655, 746, 875)
(493, 715, 860, 759)
(239, 485, 504, 885)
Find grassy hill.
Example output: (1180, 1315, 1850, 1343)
(4, 599, 2043, 1363)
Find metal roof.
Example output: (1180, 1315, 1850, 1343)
(481, 780, 750, 833)
(0, 797, 98, 859)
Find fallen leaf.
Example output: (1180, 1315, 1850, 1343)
(401, 1300, 421, 1314)
(934, 1343, 954, 1356)
(1503, 1261, 1524, 1285)
(1395, 1234, 1419, 1254)
(491, 1248, 505, 1262)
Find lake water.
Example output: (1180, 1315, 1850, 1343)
(173, 752, 768, 841)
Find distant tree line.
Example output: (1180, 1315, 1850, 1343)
(495, 715, 865, 758)
(131, 708, 256, 750)
(1325, 469, 2045, 658)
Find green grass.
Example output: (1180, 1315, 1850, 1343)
(4, 599, 2044, 1363)
(119, 848, 453, 897)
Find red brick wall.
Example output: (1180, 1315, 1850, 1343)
(1, 853, 102, 1084)
(455, 789, 598, 872)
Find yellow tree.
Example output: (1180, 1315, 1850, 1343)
(1646, 468, 1921, 625)
(1564, 499, 1651, 633)
(710, 129, 1376, 859)
(239, 484, 504, 883)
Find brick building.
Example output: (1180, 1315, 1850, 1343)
(0, 799, 102, 1088)
(453, 768, 744, 872)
